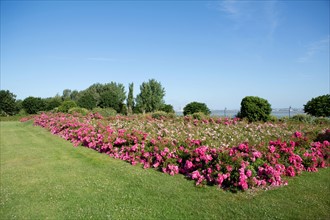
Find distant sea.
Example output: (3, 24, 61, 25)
(176, 109, 305, 118)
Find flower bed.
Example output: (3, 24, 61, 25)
(23, 113, 330, 191)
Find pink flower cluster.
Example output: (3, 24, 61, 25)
(25, 113, 330, 191)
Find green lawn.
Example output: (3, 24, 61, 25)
(1, 121, 329, 220)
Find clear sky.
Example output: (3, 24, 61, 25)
(1, 0, 329, 110)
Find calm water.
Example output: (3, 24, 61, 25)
(176, 109, 305, 118)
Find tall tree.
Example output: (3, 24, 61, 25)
(70, 90, 79, 101)
(127, 83, 134, 114)
(135, 79, 165, 113)
(62, 89, 72, 101)
(0, 90, 17, 116)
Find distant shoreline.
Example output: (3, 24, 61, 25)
(176, 109, 305, 118)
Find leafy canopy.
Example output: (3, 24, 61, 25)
(183, 102, 211, 116)
(0, 90, 18, 116)
(304, 94, 330, 117)
(22, 96, 46, 114)
(135, 79, 165, 113)
(238, 96, 271, 122)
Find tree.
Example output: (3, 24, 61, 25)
(45, 95, 62, 111)
(127, 83, 134, 114)
(238, 96, 272, 122)
(135, 79, 165, 113)
(77, 92, 97, 110)
(22, 96, 46, 114)
(98, 82, 126, 112)
(0, 90, 17, 116)
(70, 90, 79, 101)
(62, 89, 72, 101)
(304, 94, 330, 117)
(183, 102, 211, 116)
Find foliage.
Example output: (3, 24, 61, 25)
(192, 112, 206, 120)
(127, 83, 134, 115)
(290, 114, 314, 124)
(238, 96, 272, 122)
(68, 107, 89, 115)
(151, 111, 168, 119)
(70, 90, 79, 101)
(62, 89, 72, 101)
(0, 90, 18, 116)
(135, 79, 165, 113)
(98, 82, 126, 112)
(161, 104, 175, 113)
(92, 107, 117, 117)
(22, 96, 46, 114)
(304, 94, 330, 117)
(44, 96, 62, 111)
(183, 102, 211, 116)
(58, 101, 77, 113)
(77, 92, 98, 110)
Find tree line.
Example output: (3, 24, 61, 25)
(1, 78, 329, 120)
(0, 79, 174, 116)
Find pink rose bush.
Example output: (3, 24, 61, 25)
(22, 113, 330, 191)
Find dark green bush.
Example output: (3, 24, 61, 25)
(22, 96, 46, 114)
(238, 96, 271, 122)
(58, 101, 77, 113)
(304, 94, 330, 117)
(161, 104, 175, 113)
(183, 102, 211, 116)
(0, 90, 18, 116)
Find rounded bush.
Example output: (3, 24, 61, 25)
(58, 101, 77, 113)
(239, 96, 271, 122)
(68, 107, 89, 116)
(183, 102, 211, 116)
(304, 94, 330, 117)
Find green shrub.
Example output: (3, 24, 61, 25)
(269, 115, 278, 123)
(239, 96, 271, 122)
(151, 111, 168, 119)
(22, 96, 46, 114)
(314, 117, 330, 125)
(77, 92, 97, 110)
(58, 101, 77, 113)
(92, 107, 117, 117)
(192, 112, 205, 120)
(68, 107, 89, 116)
(304, 94, 330, 117)
(290, 114, 314, 123)
(183, 102, 211, 116)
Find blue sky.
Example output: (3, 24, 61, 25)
(1, 0, 329, 110)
